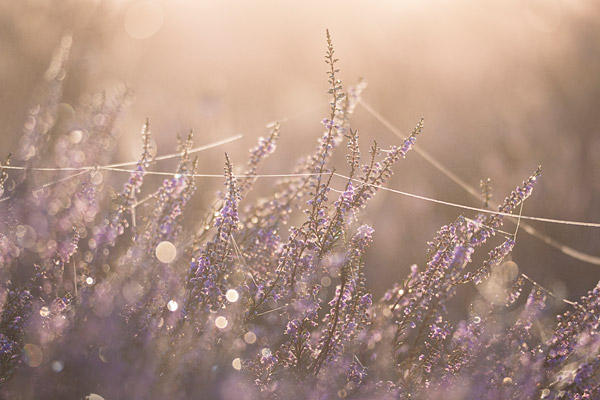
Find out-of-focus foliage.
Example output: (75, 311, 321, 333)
(1, 1, 599, 300)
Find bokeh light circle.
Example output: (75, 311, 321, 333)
(155, 241, 177, 263)
(124, 1, 164, 39)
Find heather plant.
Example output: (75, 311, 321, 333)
(1, 31, 600, 400)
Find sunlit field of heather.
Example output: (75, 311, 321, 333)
(2, 2, 600, 399)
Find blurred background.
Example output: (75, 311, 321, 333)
(1, 0, 599, 302)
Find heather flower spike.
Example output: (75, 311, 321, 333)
(114, 120, 152, 234)
(238, 122, 280, 197)
(185, 153, 239, 315)
(353, 118, 424, 209)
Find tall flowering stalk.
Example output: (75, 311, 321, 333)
(312, 225, 373, 376)
(186, 154, 240, 316)
(113, 120, 152, 236)
(143, 130, 198, 244)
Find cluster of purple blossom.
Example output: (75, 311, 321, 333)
(1, 31, 599, 400)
